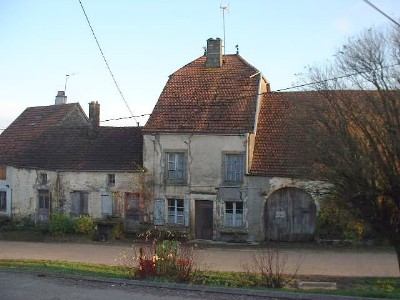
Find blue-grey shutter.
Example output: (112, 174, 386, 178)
(154, 198, 165, 225)
(184, 198, 190, 227)
(101, 192, 113, 216)
(70, 192, 79, 215)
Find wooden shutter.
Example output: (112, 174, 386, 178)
(101, 192, 113, 216)
(184, 198, 190, 227)
(154, 198, 165, 225)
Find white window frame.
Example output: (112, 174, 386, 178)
(224, 153, 245, 183)
(167, 198, 185, 225)
(224, 201, 243, 227)
(166, 152, 186, 182)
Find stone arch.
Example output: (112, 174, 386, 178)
(264, 187, 316, 241)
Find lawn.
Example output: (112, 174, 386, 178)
(0, 259, 399, 299)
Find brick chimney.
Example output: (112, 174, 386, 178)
(55, 91, 67, 105)
(205, 38, 222, 68)
(88, 101, 100, 138)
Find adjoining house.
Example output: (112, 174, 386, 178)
(0, 92, 146, 229)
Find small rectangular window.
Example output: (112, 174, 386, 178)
(40, 173, 48, 185)
(107, 174, 115, 186)
(225, 154, 245, 182)
(0, 191, 6, 211)
(38, 190, 50, 210)
(225, 201, 243, 227)
(0, 166, 6, 180)
(167, 153, 185, 181)
(168, 198, 184, 225)
(70, 191, 89, 216)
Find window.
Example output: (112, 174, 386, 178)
(0, 166, 6, 180)
(0, 191, 6, 212)
(225, 154, 245, 182)
(225, 201, 243, 227)
(168, 198, 184, 225)
(107, 174, 115, 186)
(70, 191, 89, 215)
(40, 173, 48, 185)
(38, 190, 50, 210)
(167, 152, 185, 181)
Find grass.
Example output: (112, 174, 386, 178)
(0, 259, 399, 299)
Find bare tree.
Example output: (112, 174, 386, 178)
(289, 26, 400, 270)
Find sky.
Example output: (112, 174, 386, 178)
(1, 0, 399, 131)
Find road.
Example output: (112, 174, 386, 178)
(0, 240, 399, 277)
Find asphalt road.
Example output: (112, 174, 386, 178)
(0, 240, 399, 277)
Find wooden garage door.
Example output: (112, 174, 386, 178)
(265, 187, 316, 241)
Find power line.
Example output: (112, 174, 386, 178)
(100, 114, 151, 123)
(273, 62, 400, 92)
(78, 0, 138, 123)
(363, 0, 400, 28)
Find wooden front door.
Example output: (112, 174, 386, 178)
(195, 201, 213, 239)
(265, 187, 316, 241)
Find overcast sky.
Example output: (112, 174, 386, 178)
(1, 0, 399, 131)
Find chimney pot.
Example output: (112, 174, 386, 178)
(205, 38, 223, 68)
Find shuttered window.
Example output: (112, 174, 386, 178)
(167, 152, 185, 181)
(225, 154, 245, 182)
(168, 199, 184, 225)
(70, 192, 89, 216)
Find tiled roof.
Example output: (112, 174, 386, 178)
(250, 90, 383, 178)
(144, 54, 262, 134)
(250, 92, 320, 178)
(0, 104, 143, 171)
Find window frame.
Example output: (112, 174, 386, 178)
(38, 189, 50, 210)
(224, 201, 244, 227)
(167, 198, 185, 225)
(223, 153, 245, 183)
(165, 151, 187, 183)
(0, 191, 6, 212)
(107, 174, 115, 186)
(40, 173, 48, 185)
(70, 191, 89, 216)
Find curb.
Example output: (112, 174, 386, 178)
(0, 269, 387, 300)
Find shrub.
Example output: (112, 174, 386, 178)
(110, 223, 124, 240)
(74, 215, 95, 236)
(132, 240, 195, 283)
(49, 213, 75, 236)
(135, 227, 188, 243)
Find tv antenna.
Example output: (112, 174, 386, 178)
(220, 3, 229, 55)
(64, 72, 78, 93)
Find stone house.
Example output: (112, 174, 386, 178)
(143, 38, 328, 242)
(0, 92, 145, 228)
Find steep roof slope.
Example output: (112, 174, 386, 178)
(144, 54, 262, 134)
(250, 92, 318, 178)
(0, 104, 143, 171)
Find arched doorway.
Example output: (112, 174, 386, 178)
(265, 187, 316, 241)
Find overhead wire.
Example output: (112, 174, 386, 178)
(78, 0, 138, 123)
(363, 0, 400, 28)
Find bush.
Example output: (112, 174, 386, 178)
(75, 215, 95, 236)
(49, 213, 75, 236)
(317, 199, 369, 241)
(132, 240, 195, 282)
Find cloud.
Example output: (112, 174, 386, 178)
(333, 18, 351, 34)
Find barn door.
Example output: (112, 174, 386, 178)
(265, 187, 316, 241)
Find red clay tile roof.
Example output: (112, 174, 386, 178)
(250, 90, 384, 177)
(0, 104, 143, 171)
(250, 92, 319, 178)
(144, 54, 262, 134)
